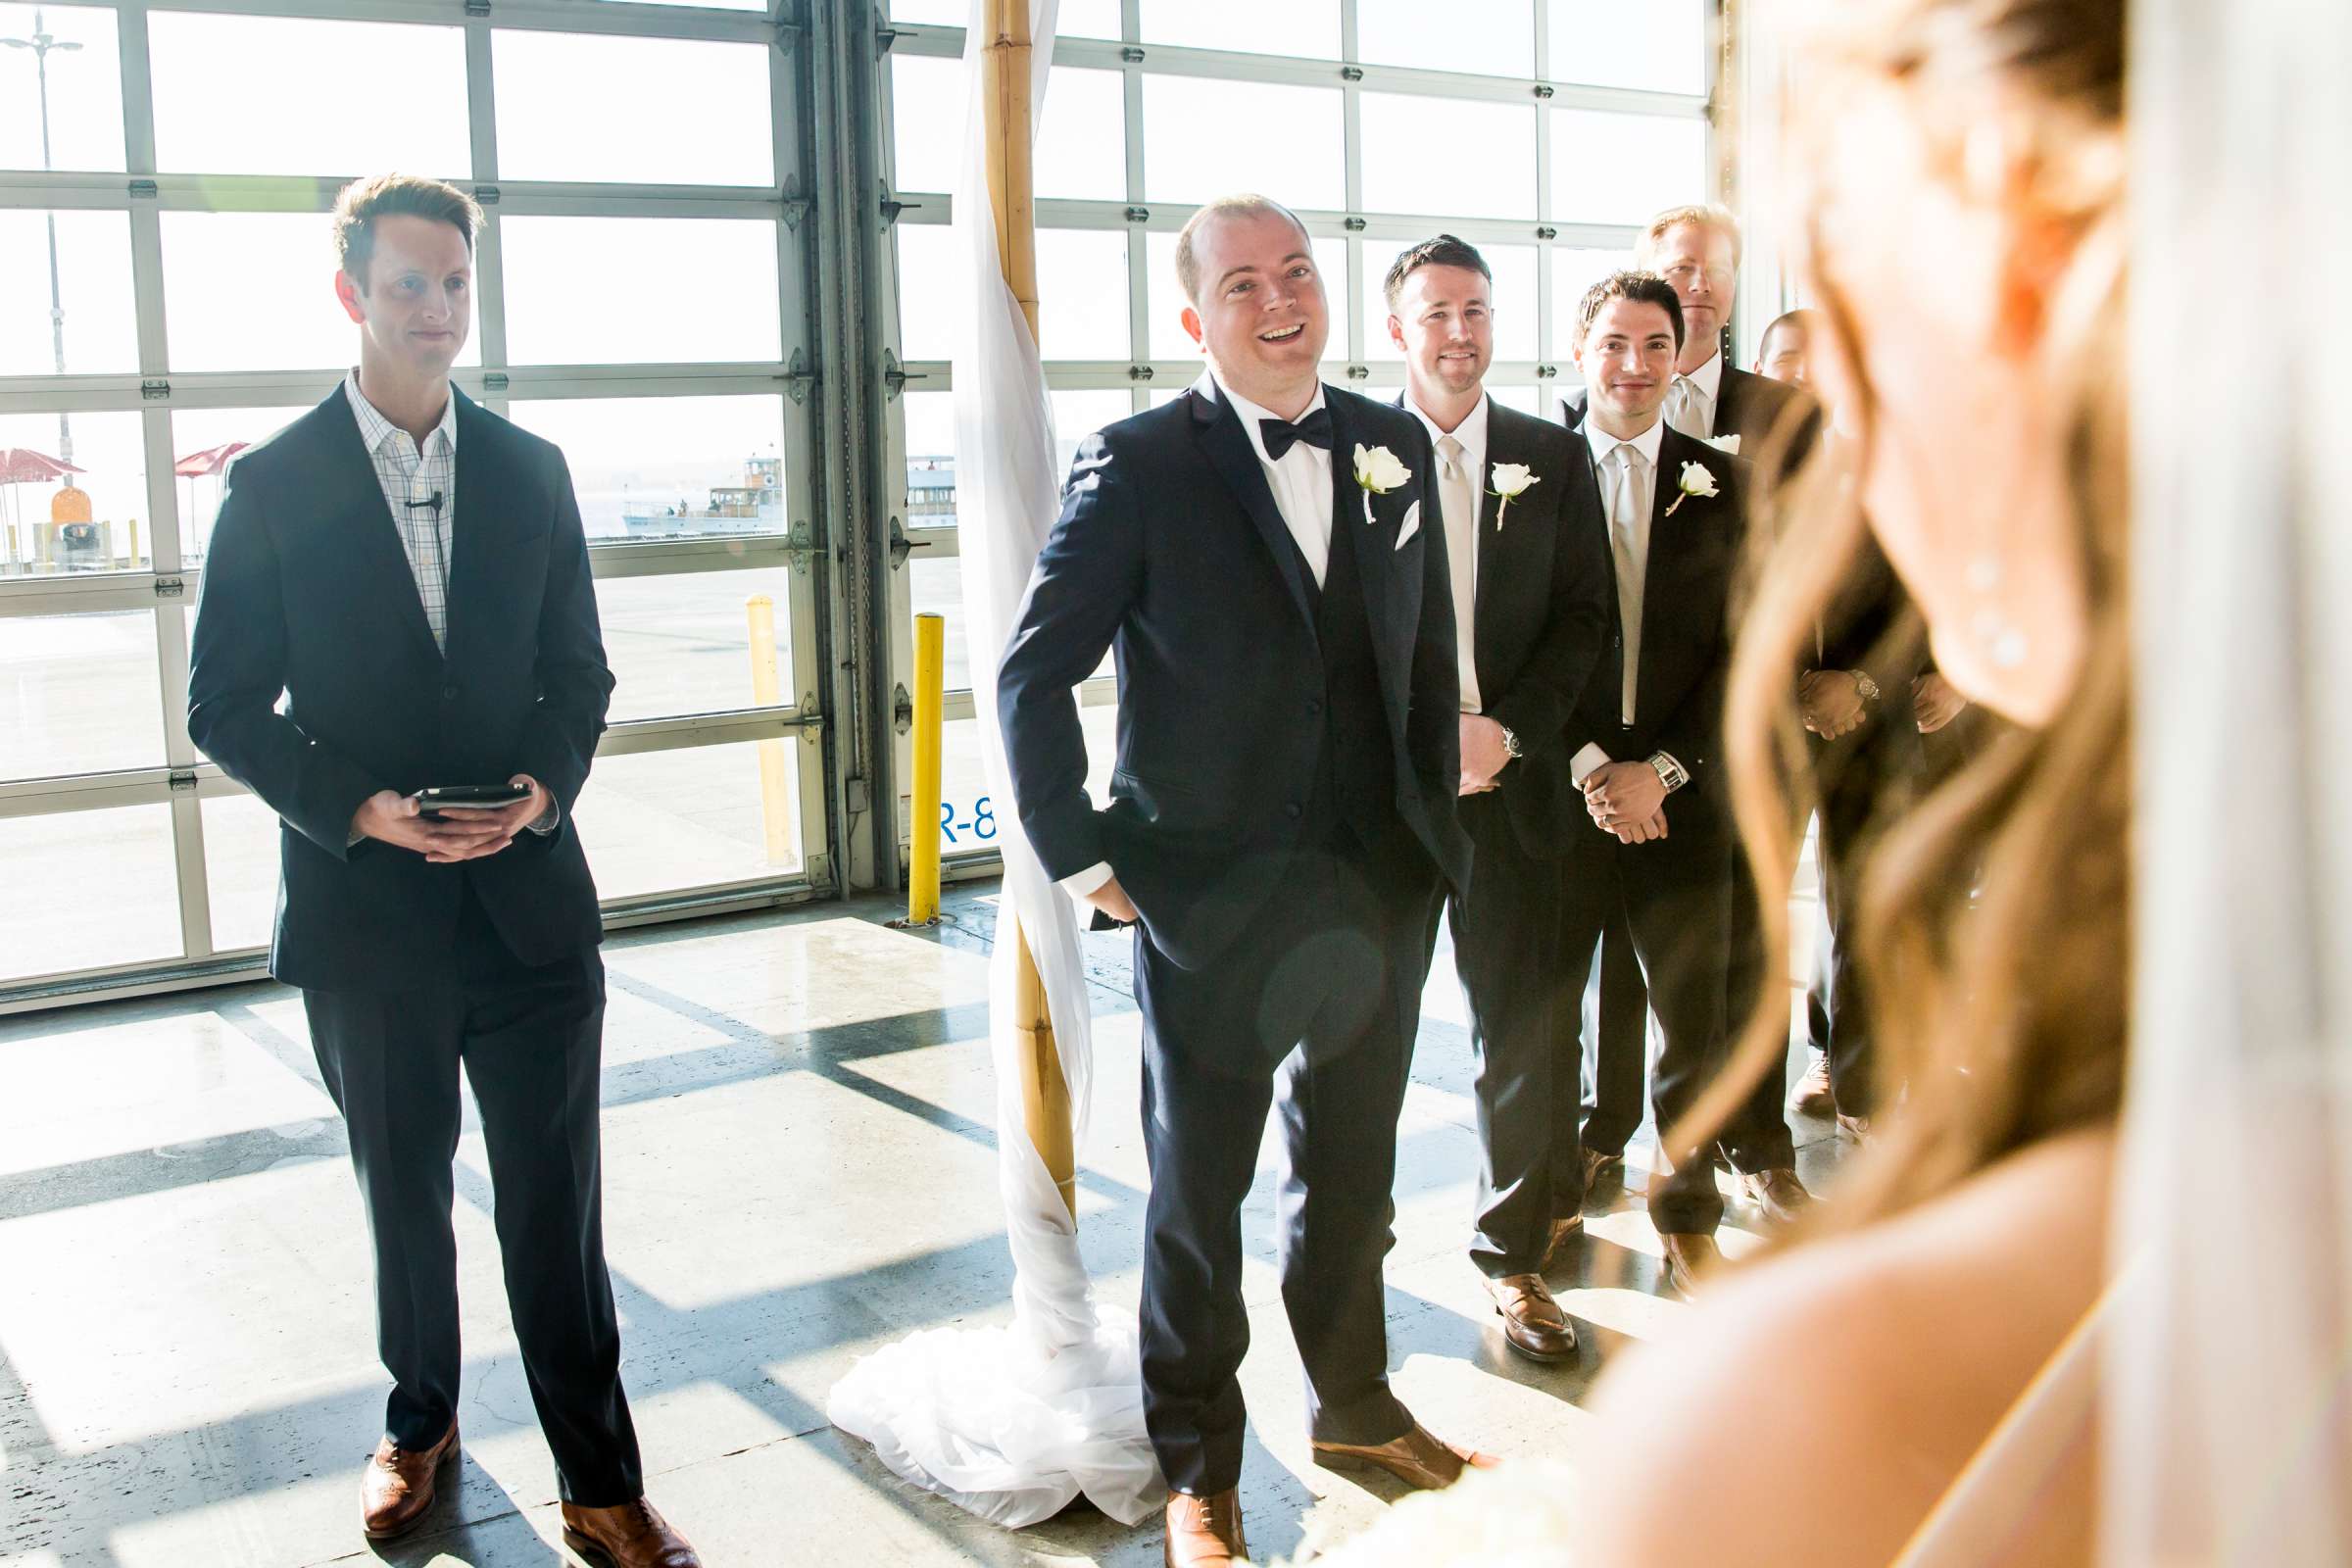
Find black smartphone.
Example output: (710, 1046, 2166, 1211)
(416, 784, 530, 819)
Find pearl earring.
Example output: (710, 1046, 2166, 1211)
(1966, 556, 2030, 669)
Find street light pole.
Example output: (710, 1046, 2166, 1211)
(3, 9, 85, 465)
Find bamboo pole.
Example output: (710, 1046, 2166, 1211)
(983, 0, 1076, 1219)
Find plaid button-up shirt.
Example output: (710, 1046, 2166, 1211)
(345, 371, 458, 653)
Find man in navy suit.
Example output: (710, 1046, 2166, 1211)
(186, 174, 696, 1568)
(998, 196, 1482, 1567)
(1382, 235, 1611, 1363)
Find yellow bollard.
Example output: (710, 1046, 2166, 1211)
(746, 595, 795, 865)
(127, 517, 141, 568)
(908, 612, 945, 925)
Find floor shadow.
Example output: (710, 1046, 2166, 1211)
(365, 1453, 565, 1567)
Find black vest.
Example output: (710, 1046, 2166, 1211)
(1288, 509, 1398, 859)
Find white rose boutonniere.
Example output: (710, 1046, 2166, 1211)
(1703, 433, 1740, 456)
(1488, 463, 1540, 530)
(1664, 460, 1719, 516)
(1352, 443, 1410, 525)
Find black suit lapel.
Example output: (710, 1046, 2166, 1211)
(318, 388, 443, 667)
(1639, 428, 1724, 706)
(1191, 381, 1315, 628)
(1711, 367, 1744, 443)
(447, 389, 504, 667)
(1471, 404, 1515, 688)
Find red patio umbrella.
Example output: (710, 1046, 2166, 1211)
(0, 448, 85, 565)
(175, 441, 249, 561)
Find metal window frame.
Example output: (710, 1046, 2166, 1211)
(0, 0, 836, 1010)
(873, 0, 1720, 874)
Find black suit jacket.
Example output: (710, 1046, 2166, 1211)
(1397, 396, 1613, 857)
(999, 377, 1471, 971)
(1563, 423, 1748, 829)
(187, 387, 613, 992)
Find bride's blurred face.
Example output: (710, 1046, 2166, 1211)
(1802, 76, 2089, 727)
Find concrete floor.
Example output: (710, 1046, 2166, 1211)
(0, 881, 1846, 1567)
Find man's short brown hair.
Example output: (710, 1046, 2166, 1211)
(1382, 233, 1492, 313)
(332, 173, 483, 291)
(1173, 195, 1311, 306)
(1574, 270, 1686, 351)
(1634, 203, 1742, 270)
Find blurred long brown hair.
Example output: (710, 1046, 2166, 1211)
(1681, 0, 2131, 1233)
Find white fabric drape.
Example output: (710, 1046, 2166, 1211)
(825, 0, 1163, 1529)
(2109, 0, 2352, 1560)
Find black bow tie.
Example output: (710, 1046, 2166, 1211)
(1259, 408, 1332, 461)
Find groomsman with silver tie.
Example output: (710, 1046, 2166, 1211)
(1384, 235, 1612, 1361)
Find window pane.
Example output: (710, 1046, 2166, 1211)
(939, 705, 1113, 857)
(0, 3, 125, 172)
(0, 409, 150, 580)
(592, 568, 806, 725)
(575, 739, 806, 899)
(1491, 384, 1542, 416)
(1545, 0, 1705, 94)
(889, 0, 1120, 31)
(1551, 244, 1636, 355)
(1146, 230, 1348, 363)
(1547, 110, 1705, 225)
(495, 30, 773, 187)
(890, 54, 963, 195)
(1138, 0, 1338, 58)
(1358, 0, 1534, 77)
(171, 405, 313, 566)
(1037, 230, 1129, 361)
(502, 218, 780, 365)
(0, 609, 164, 780)
(894, 59, 1121, 201)
(0, 211, 136, 375)
(1360, 94, 1536, 219)
(162, 212, 481, 374)
(506, 394, 788, 544)
(149, 14, 468, 177)
(0, 805, 181, 982)
(201, 791, 278, 956)
(1364, 242, 1536, 363)
(1143, 77, 1343, 211)
(895, 223, 957, 362)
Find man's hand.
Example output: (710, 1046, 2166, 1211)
(351, 774, 552, 864)
(1798, 669, 1866, 740)
(1585, 760, 1667, 839)
(1459, 712, 1512, 795)
(1913, 671, 1969, 733)
(1082, 875, 1139, 925)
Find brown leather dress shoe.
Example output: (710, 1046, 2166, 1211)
(1163, 1489, 1248, 1568)
(1312, 1422, 1499, 1491)
(1540, 1211, 1586, 1272)
(1582, 1148, 1622, 1193)
(560, 1497, 701, 1568)
(1738, 1166, 1814, 1226)
(1657, 1232, 1721, 1300)
(361, 1419, 459, 1541)
(1838, 1110, 1872, 1143)
(1487, 1273, 1579, 1363)
(1788, 1051, 1836, 1116)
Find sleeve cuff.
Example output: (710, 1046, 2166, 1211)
(1570, 744, 1612, 788)
(527, 797, 561, 836)
(1058, 860, 1113, 898)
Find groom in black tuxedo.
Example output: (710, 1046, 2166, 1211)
(185, 175, 695, 1568)
(1554, 271, 1749, 1298)
(1383, 236, 1611, 1363)
(1000, 196, 1482, 1567)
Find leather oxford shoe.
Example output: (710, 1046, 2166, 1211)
(1312, 1421, 1498, 1491)
(1540, 1211, 1586, 1272)
(1163, 1489, 1248, 1567)
(1739, 1166, 1815, 1227)
(1583, 1148, 1623, 1193)
(1658, 1232, 1721, 1300)
(360, 1419, 458, 1541)
(1789, 1052, 1837, 1116)
(1487, 1273, 1579, 1363)
(560, 1496, 702, 1568)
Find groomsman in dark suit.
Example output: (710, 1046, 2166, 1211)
(999, 196, 1484, 1568)
(1554, 271, 1748, 1297)
(186, 175, 697, 1567)
(1383, 236, 1611, 1362)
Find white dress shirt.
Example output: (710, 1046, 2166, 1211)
(1570, 413, 1687, 792)
(1665, 349, 1724, 440)
(1405, 391, 1489, 713)
(1058, 373, 1339, 900)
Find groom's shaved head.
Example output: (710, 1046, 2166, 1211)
(1175, 196, 1311, 304)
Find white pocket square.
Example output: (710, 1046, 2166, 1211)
(1394, 500, 1421, 550)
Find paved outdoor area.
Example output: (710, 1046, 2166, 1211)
(0, 881, 1841, 1567)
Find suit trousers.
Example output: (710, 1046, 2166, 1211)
(1134, 842, 1429, 1495)
(1716, 848, 1799, 1172)
(1436, 793, 1575, 1278)
(302, 880, 641, 1506)
(1554, 824, 1734, 1236)
(1581, 917, 1651, 1158)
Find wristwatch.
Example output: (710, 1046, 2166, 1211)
(1499, 724, 1523, 761)
(1647, 751, 1689, 793)
(1848, 668, 1883, 705)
